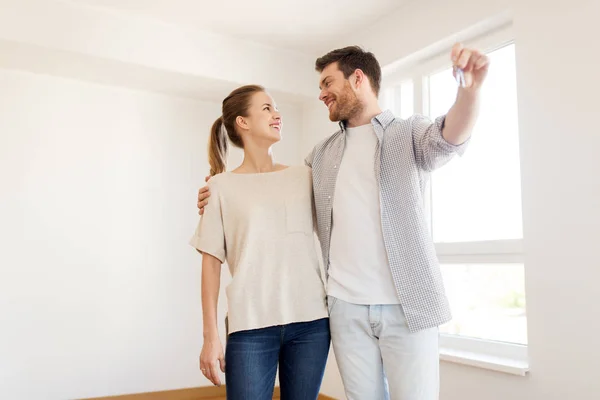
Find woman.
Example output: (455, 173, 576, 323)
(189, 85, 329, 400)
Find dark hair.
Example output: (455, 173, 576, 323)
(208, 85, 265, 175)
(315, 46, 382, 96)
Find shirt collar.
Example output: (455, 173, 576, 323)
(339, 109, 395, 142)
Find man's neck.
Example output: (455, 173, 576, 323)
(346, 102, 382, 128)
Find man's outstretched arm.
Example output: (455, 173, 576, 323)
(442, 43, 490, 145)
(412, 43, 490, 172)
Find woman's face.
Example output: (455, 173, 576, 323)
(237, 91, 282, 145)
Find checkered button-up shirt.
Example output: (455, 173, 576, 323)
(305, 110, 469, 332)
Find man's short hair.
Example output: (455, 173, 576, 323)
(315, 46, 382, 96)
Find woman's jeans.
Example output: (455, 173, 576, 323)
(225, 318, 330, 400)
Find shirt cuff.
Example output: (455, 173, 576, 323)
(436, 115, 470, 156)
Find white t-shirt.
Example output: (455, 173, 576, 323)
(327, 124, 400, 304)
(189, 166, 328, 334)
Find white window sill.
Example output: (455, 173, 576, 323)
(440, 347, 530, 376)
(438, 334, 529, 376)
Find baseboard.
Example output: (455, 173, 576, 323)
(82, 386, 218, 399)
(82, 386, 227, 399)
(83, 386, 337, 399)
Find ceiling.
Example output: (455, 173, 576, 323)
(70, 0, 410, 55)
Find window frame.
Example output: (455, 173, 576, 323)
(381, 23, 529, 376)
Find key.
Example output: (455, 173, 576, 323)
(454, 66, 466, 88)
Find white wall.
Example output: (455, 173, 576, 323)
(309, 0, 600, 399)
(300, 99, 339, 159)
(0, 0, 316, 99)
(0, 68, 302, 399)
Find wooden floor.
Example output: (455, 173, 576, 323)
(202, 395, 281, 400)
(205, 395, 334, 400)
(83, 386, 335, 400)
(198, 393, 279, 400)
(204, 395, 333, 400)
(185, 393, 338, 400)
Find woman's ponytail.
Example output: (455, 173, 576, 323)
(208, 116, 228, 176)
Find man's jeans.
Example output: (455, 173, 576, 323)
(328, 297, 439, 400)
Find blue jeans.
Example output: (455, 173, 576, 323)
(225, 318, 330, 400)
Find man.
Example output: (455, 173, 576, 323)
(198, 44, 489, 399)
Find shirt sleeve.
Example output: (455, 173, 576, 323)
(410, 114, 470, 172)
(189, 180, 226, 263)
(304, 147, 315, 168)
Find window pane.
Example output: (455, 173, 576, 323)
(428, 44, 523, 242)
(381, 86, 395, 114)
(381, 81, 413, 119)
(440, 263, 527, 345)
(400, 81, 414, 119)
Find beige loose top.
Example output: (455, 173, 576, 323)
(189, 166, 327, 334)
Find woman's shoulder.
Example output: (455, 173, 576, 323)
(267, 164, 309, 176)
(204, 172, 230, 193)
(286, 164, 312, 175)
(206, 173, 224, 186)
(284, 165, 313, 183)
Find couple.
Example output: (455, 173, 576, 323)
(190, 44, 490, 400)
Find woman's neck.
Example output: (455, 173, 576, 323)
(236, 145, 280, 173)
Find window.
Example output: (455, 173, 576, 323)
(381, 27, 528, 375)
(427, 43, 526, 346)
(439, 262, 526, 344)
(428, 44, 523, 244)
(381, 80, 414, 119)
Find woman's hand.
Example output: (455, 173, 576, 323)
(199, 338, 225, 386)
